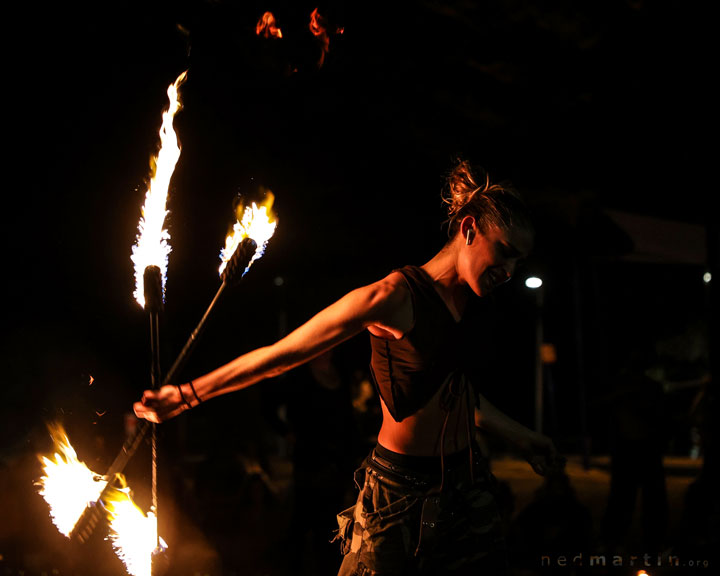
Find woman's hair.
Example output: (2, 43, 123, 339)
(441, 158, 533, 238)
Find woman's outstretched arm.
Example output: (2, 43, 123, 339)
(133, 273, 411, 423)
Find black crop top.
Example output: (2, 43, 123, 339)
(369, 265, 468, 422)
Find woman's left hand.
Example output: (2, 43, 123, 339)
(523, 431, 565, 476)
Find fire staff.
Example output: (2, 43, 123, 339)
(134, 158, 562, 574)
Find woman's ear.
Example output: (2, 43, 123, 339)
(460, 216, 476, 245)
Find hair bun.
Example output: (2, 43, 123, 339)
(441, 157, 532, 237)
(442, 158, 489, 218)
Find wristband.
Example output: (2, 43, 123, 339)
(176, 383, 191, 409)
(188, 380, 202, 405)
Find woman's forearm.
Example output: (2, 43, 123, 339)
(192, 340, 321, 401)
(475, 392, 560, 476)
(475, 392, 538, 449)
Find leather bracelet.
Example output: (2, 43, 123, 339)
(188, 380, 202, 405)
(176, 383, 191, 409)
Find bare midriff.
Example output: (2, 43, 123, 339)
(376, 382, 474, 457)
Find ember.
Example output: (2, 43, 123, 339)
(256, 11, 283, 39)
(309, 7, 343, 68)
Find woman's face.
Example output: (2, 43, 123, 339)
(461, 223, 532, 297)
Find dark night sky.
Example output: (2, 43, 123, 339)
(3, 1, 712, 457)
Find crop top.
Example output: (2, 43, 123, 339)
(369, 265, 469, 422)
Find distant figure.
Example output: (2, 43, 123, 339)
(600, 343, 669, 554)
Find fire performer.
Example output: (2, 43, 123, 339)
(133, 158, 562, 574)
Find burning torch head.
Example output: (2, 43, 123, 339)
(220, 237, 257, 286)
(69, 502, 104, 543)
(68, 473, 125, 543)
(143, 265, 164, 313)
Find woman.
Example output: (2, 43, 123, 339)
(134, 158, 560, 574)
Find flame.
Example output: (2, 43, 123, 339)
(309, 7, 326, 37)
(104, 480, 167, 576)
(36, 424, 166, 576)
(131, 70, 187, 307)
(36, 423, 108, 537)
(256, 11, 282, 38)
(219, 191, 277, 277)
(309, 7, 342, 68)
(309, 7, 330, 67)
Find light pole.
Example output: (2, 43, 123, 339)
(526, 276, 544, 433)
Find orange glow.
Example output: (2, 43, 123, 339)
(131, 70, 187, 308)
(256, 11, 283, 38)
(308, 8, 343, 68)
(309, 7, 326, 37)
(309, 7, 330, 67)
(309, 8, 343, 37)
(218, 192, 277, 277)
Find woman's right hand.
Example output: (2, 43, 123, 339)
(133, 384, 192, 423)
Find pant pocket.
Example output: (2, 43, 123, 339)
(333, 504, 357, 556)
(362, 470, 419, 521)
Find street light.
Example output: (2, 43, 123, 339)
(525, 276, 543, 289)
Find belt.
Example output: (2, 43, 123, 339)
(368, 448, 437, 491)
(367, 445, 496, 491)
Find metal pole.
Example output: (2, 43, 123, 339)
(534, 286, 544, 434)
(143, 265, 163, 556)
(571, 258, 591, 469)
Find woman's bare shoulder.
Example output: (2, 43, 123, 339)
(362, 270, 413, 337)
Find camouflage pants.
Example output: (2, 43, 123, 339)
(334, 445, 507, 575)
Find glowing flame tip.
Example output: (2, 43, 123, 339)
(218, 192, 277, 277)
